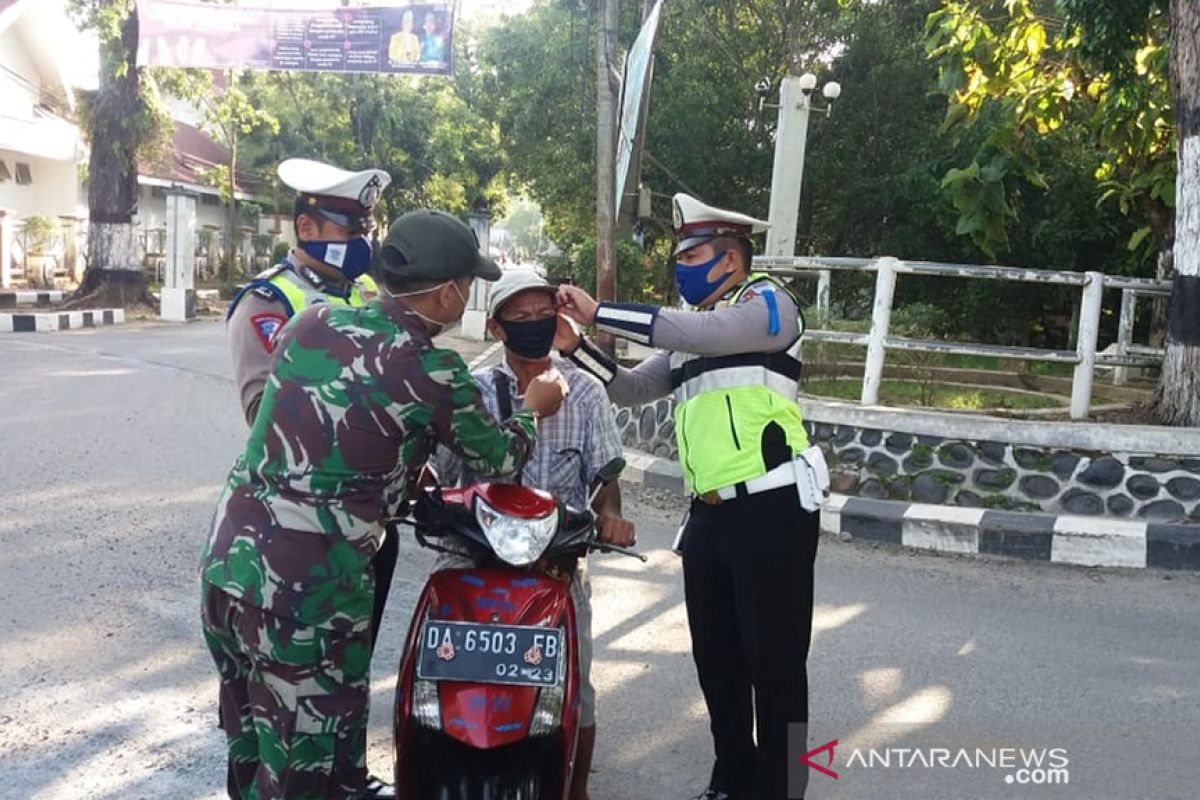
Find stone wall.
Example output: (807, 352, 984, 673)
(615, 400, 677, 459)
(613, 397, 1200, 523)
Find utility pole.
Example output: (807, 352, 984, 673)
(616, 0, 657, 236)
(763, 73, 840, 320)
(595, 0, 618, 351)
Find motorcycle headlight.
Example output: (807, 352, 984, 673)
(475, 496, 560, 566)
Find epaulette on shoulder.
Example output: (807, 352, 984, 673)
(227, 278, 287, 321)
(253, 263, 288, 281)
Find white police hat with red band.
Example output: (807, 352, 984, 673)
(672, 193, 769, 255)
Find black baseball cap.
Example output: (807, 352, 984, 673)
(377, 210, 501, 281)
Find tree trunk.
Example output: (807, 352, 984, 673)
(594, 0, 618, 354)
(226, 132, 239, 287)
(1149, 247, 1173, 348)
(1154, 0, 1200, 425)
(68, 5, 155, 310)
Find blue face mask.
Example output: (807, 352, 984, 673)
(300, 235, 374, 280)
(675, 250, 730, 306)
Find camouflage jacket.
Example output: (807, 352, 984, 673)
(201, 297, 537, 631)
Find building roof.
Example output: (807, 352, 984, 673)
(139, 122, 263, 200)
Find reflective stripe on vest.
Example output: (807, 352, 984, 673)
(671, 346, 804, 405)
(268, 268, 365, 316)
(670, 275, 809, 495)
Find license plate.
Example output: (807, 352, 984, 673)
(416, 620, 563, 688)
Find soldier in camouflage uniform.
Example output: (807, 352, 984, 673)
(201, 209, 567, 800)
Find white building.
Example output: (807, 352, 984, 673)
(0, 0, 87, 219)
(135, 120, 275, 279)
(0, 0, 90, 285)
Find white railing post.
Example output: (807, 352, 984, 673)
(816, 269, 831, 324)
(862, 257, 898, 405)
(1114, 288, 1135, 386)
(1070, 271, 1104, 419)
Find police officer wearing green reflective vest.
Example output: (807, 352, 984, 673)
(556, 193, 828, 800)
(227, 157, 390, 425)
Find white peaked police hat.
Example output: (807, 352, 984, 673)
(671, 193, 769, 255)
(488, 270, 557, 317)
(278, 158, 392, 232)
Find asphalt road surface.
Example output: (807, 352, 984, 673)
(1, 321, 1197, 800)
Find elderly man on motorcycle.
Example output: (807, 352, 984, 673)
(435, 269, 634, 800)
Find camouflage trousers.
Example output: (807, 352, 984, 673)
(201, 583, 372, 800)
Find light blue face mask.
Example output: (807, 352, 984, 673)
(674, 250, 730, 306)
(300, 235, 374, 280)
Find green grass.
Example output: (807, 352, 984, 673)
(806, 337, 1076, 377)
(936, 353, 1074, 377)
(802, 378, 1061, 410)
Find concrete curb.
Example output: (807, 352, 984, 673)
(0, 308, 126, 333)
(619, 447, 1200, 571)
(0, 290, 66, 309)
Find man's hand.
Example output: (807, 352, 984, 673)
(522, 369, 568, 419)
(556, 285, 599, 326)
(554, 314, 582, 354)
(597, 514, 635, 547)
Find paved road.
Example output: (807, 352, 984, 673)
(1, 322, 1198, 800)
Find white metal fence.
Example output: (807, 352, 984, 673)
(753, 255, 1171, 419)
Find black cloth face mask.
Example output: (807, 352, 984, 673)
(496, 316, 557, 360)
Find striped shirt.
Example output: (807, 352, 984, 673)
(437, 355, 623, 510)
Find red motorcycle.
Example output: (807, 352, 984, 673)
(392, 460, 640, 800)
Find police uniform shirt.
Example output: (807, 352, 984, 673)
(227, 257, 359, 424)
(568, 281, 802, 408)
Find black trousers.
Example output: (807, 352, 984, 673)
(370, 523, 401, 654)
(681, 485, 819, 800)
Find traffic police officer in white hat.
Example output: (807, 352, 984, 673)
(224, 157, 396, 800)
(227, 158, 390, 424)
(557, 193, 827, 800)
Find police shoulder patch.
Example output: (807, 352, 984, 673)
(251, 284, 277, 301)
(738, 282, 774, 304)
(250, 313, 288, 352)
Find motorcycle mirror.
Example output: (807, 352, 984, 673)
(588, 457, 627, 507)
(595, 457, 626, 486)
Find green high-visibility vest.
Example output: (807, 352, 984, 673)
(671, 274, 809, 495)
(266, 268, 367, 316)
(228, 263, 367, 321)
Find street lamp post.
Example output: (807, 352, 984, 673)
(461, 203, 493, 340)
(762, 73, 840, 319)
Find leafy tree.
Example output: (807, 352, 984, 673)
(186, 71, 279, 282)
(501, 198, 545, 259)
(66, 0, 170, 308)
(478, 0, 1132, 345)
(926, 1, 1173, 263)
(545, 237, 662, 303)
(476, 0, 852, 298)
(927, 0, 1200, 424)
(239, 68, 502, 223)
